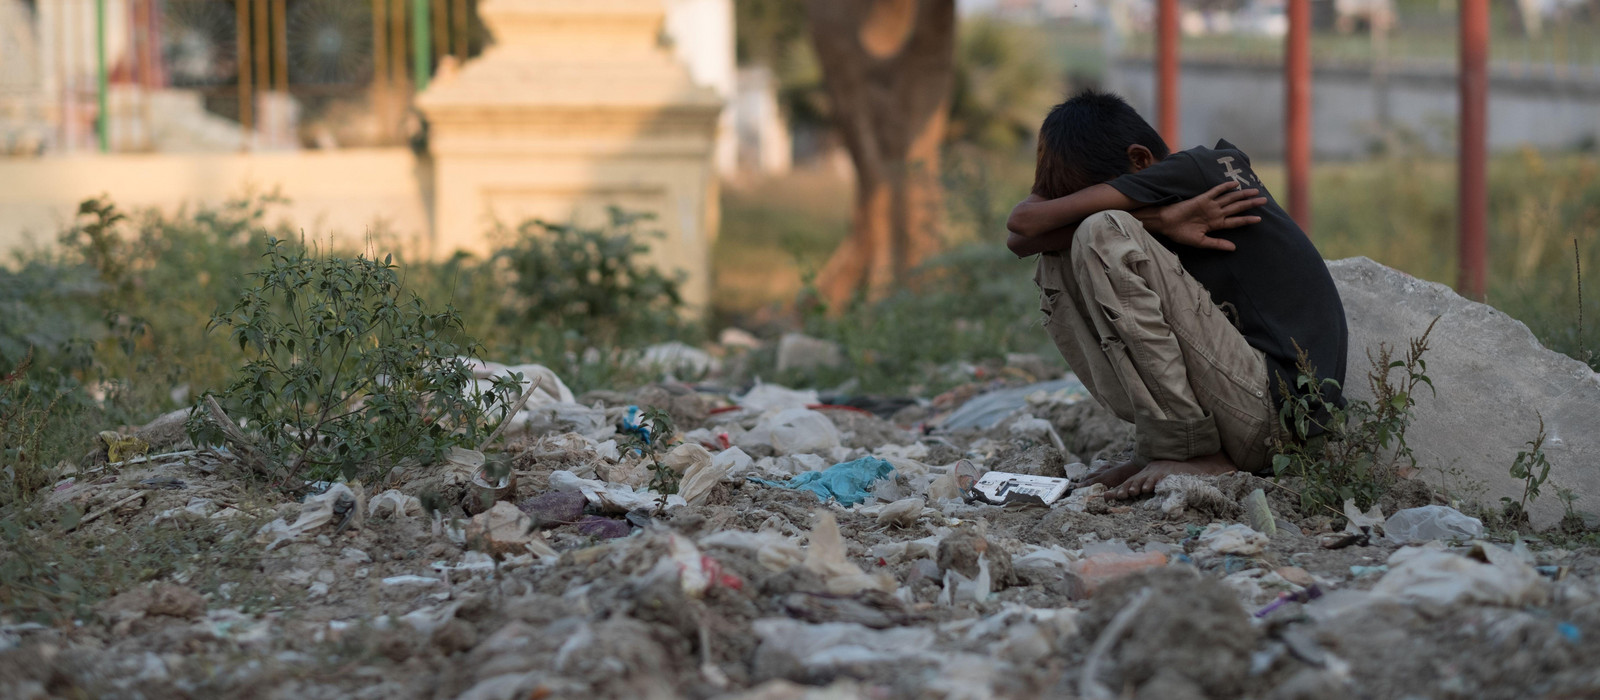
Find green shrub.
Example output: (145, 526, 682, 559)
(491, 209, 688, 348)
(1273, 320, 1437, 514)
(192, 238, 519, 484)
(470, 209, 696, 392)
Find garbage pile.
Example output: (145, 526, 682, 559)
(4, 356, 1600, 700)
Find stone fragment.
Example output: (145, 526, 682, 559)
(1276, 566, 1317, 587)
(466, 501, 540, 557)
(518, 490, 587, 528)
(575, 515, 632, 539)
(936, 531, 1016, 588)
(145, 583, 207, 619)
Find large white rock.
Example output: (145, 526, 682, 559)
(1330, 257, 1600, 528)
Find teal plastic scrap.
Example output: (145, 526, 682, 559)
(750, 457, 896, 506)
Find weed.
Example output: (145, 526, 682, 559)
(1, 350, 67, 501)
(1555, 485, 1585, 534)
(191, 238, 520, 485)
(620, 407, 679, 494)
(1272, 319, 1437, 514)
(1501, 414, 1554, 524)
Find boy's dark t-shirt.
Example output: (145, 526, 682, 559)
(1106, 139, 1348, 410)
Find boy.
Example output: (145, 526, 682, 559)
(1006, 90, 1347, 500)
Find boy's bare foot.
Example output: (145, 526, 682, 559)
(1104, 451, 1237, 500)
(1075, 456, 1150, 491)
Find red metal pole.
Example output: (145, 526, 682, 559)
(1459, 0, 1489, 300)
(1157, 0, 1180, 150)
(1286, 0, 1311, 234)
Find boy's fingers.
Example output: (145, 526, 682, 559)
(1200, 235, 1238, 252)
(1220, 215, 1262, 229)
(1215, 188, 1260, 205)
(1220, 198, 1268, 216)
(1203, 181, 1241, 199)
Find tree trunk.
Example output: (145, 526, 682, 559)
(804, 0, 956, 309)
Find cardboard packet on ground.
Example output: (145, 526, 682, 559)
(971, 471, 1072, 506)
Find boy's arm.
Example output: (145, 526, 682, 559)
(1007, 228, 1074, 257)
(1006, 181, 1266, 257)
(1005, 184, 1137, 238)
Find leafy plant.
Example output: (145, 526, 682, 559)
(1501, 414, 1553, 523)
(1272, 319, 1437, 514)
(620, 407, 679, 494)
(191, 238, 519, 484)
(1555, 485, 1584, 533)
(491, 208, 688, 352)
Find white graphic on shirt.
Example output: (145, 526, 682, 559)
(1218, 156, 1253, 187)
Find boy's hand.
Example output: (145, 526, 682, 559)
(1139, 181, 1267, 252)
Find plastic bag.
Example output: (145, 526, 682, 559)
(698, 529, 805, 572)
(548, 470, 662, 513)
(750, 457, 895, 506)
(740, 407, 842, 455)
(875, 497, 927, 528)
(752, 618, 935, 670)
(678, 447, 751, 507)
(1197, 523, 1269, 557)
(369, 489, 423, 519)
(255, 483, 357, 550)
(1384, 505, 1485, 544)
(1373, 541, 1548, 608)
(736, 382, 820, 413)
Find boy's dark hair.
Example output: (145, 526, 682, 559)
(1033, 90, 1171, 200)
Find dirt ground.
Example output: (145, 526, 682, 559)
(3, 383, 1599, 700)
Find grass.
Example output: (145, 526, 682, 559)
(714, 171, 855, 322)
(1074, 0, 1600, 72)
(1263, 149, 1600, 365)
(0, 504, 282, 625)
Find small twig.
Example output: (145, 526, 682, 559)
(477, 377, 543, 452)
(1577, 238, 1588, 361)
(1081, 587, 1153, 700)
(204, 396, 279, 479)
(85, 449, 201, 474)
(66, 491, 146, 533)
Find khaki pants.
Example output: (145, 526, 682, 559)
(1034, 210, 1277, 473)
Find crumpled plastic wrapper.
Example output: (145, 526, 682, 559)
(803, 511, 893, 596)
(256, 483, 358, 551)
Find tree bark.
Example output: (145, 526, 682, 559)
(804, 0, 956, 308)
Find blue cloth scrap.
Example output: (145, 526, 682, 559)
(749, 457, 896, 507)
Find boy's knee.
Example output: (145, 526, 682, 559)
(1070, 210, 1130, 264)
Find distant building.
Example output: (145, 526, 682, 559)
(0, 0, 743, 311)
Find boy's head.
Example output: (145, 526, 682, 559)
(1033, 90, 1171, 200)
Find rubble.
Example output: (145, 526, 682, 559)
(7, 369, 1600, 700)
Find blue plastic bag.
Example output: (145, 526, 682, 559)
(750, 457, 895, 507)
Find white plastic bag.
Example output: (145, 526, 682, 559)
(1385, 505, 1485, 544)
(742, 408, 842, 456)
